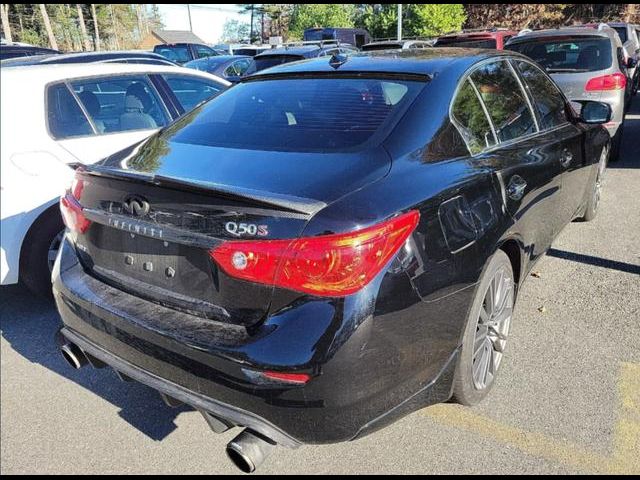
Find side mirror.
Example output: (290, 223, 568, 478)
(579, 101, 612, 124)
(627, 57, 638, 69)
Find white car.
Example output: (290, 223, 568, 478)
(1, 62, 230, 295)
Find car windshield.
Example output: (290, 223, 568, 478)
(362, 44, 402, 51)
(506, 36, 612, 72)
(165, 77, 425, 152)
(436, 38, 497, 49)
(613, 27, 627, 43)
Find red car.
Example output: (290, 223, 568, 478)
(435, 28, 519, 50)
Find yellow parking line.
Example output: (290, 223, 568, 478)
(421, 361, 640, 474)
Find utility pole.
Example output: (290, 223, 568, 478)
(0, 4, 13, 43)
(187, 4, 193, 32)
(397, 4, 402, 41)
(249, 4, 254, 43)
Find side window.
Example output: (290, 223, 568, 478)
(71, 76, 168, 133)
(451, 79, 496, 155)
(224, 59, 251, 78)
(163, 75, 225, 112)
(47, 83, 94, 139)
(196, 45, 216, 59)
(514, 60, 567, 130)
(470, 60, 537, 143)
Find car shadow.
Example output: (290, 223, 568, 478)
(0, 284, 192, 441)
(609, 96, 639, 169)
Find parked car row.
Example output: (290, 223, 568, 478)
(0, 21, 630, 473)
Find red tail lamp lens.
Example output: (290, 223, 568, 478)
(262, 371, 311, 385)
(210, 210, 420, 297)
(585, 73, 627, 91)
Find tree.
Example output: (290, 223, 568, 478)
(0, 4, 12, 42)
(91, 3, 100, 50)
(221, 18, 250, 42)
(38, 4, 57, 49)
(288, 3, 355, 40)
(405, 4, 466, 37)
(76, 4, 91, 51)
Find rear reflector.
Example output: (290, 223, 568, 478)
(262, 371, 311, 384)
(585, 73, 627, 91)
(210, 210, 420, 297)
(60, 176, 91, 233)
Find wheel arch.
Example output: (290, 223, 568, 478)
(18, 200, 63, 281)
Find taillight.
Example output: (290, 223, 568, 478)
(585, 73, 627, 91)
(210, 210, 420, 297)
(60, 176, 91, 233)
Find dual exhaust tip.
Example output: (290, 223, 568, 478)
(58, 339, 277, 473)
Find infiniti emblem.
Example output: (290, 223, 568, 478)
(122, 195, 150, 217)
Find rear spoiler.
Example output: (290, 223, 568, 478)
(79, 164, 327, 217)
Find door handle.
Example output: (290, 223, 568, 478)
(506, 175, 527, 201)
(560, 148, 573, 168)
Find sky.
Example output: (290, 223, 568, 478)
(155, 4, 249, 44)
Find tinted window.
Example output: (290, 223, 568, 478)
(506, 37, 612, 72)
(613, 27, 627, 43)
(71, 76, 168, 133)
(253, 55, 304, 72)
(154, 46, 191, 63)
(436, 38, 497, 49)
(195, 45, 217, 59)
(168, 78, 424, 152)
(47, 83, 93, 139)
(514, 61, 567, 130)
(163, 75, 225, 111)
(223, 59, 251, 77)
(471, 60, 537, 143)
(451, 79, 496, 155)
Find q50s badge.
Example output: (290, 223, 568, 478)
(225, 222, 269, 237)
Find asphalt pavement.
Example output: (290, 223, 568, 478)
(1, 98, 639, 475)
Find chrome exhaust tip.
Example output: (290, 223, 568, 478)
(59, 342, 88, 370)
(226, 429, 276, 473)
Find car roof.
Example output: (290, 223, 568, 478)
(1, 50, 172, 66)
(250, 48, 511, 78)
(439, 29, 517, 40)
(0, 62, 231, 85)
(507, 27, 619, 44)
(256, 45, 321, 57)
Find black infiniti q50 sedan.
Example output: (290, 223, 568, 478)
(53, 49, 610, 472)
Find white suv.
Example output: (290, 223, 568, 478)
(1, 63, 229, 295)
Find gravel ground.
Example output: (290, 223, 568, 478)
(1, 98, 639, 475)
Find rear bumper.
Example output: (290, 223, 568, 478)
(53, 235, 460, 445)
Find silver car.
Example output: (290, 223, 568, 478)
(608, 22, 640, 95)
(506, 24, 635, 161)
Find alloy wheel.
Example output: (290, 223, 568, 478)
(472, 266, 514, 390)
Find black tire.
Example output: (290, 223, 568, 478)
(609, 124, 624, 163)
(581, 146, 608, 222)
(20, 209, 65, 298)
(452, 249, 515, 406)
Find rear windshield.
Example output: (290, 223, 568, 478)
(613, 27, 627, 43)
(167, 77, 425, 152)
(154, 46, 191, 63)
(436, 38, 497, 49)
(362, 44, 402, 51)
(506, 37, 612, 72)
(253, 55, 305, 72)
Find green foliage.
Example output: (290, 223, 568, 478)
(288, 4, 356, 40)
(405, 4, 466, 37)
(222, 19, 251, 42)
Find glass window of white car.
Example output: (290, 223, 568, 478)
(47, 83, 94, 139)
(70, 76, 169, 134)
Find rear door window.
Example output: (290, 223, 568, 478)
(513, 60, 567, 130)
(70, 76, 169, 133)
(47, 83, 94, 139)
(223, 59, 251, 77)
(451, 79, 496, 155)
(163, 75, 225, 112)
(470, 60, 537, 143)
(166, 77, 425, 152)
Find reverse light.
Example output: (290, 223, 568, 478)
(60, 176, 91, 233)
(585, 73, 627, 91)
(210, 210, 420, 297)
